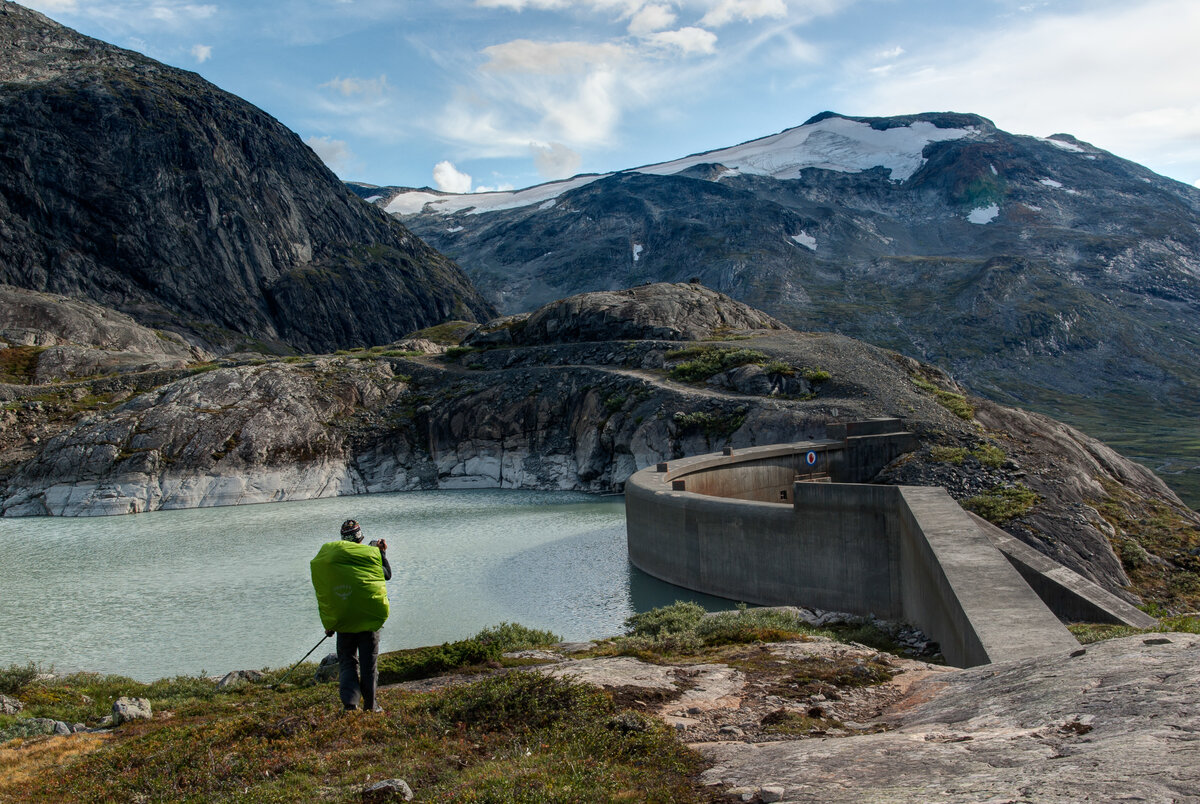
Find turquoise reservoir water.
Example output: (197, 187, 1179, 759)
(0, 490, 733, 681)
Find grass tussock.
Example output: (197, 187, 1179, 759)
(911, 376, 974, 420)
(962, 484, 1039, 524)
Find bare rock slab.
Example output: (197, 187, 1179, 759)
(696, 634, 1200, 803)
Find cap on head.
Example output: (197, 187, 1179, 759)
(340, 519, 363, 542)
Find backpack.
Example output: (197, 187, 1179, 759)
(310, 540, 390, 632)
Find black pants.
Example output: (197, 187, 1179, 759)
(336, 630, 380, 710)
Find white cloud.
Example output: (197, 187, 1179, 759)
(433, 160, 474, 193)
(304, 136, 355, 176)
(24, 0, 77, 10)
(190, 43, 212, 63)
(849, 0, 1200, 183)
(875, 46, 904, 60)
(645, 26, 718, 54)
(321, 75, 390, 98)
(31, 0, 218, 32)
(473, 182, 516, 193)
(700, 0, 787, 27)
(531, 141, 583, 178)
(1193, 179, 1200, 189)
(628, 3, 676, 35)
(481, 39, 628, 75)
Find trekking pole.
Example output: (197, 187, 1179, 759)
(271, 633, 330, 688)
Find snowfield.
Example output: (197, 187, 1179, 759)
(387, 117, 981, 217)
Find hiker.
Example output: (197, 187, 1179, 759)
(310, 518, 392, 712)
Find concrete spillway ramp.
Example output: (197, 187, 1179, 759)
(624, 427, 1133, 667)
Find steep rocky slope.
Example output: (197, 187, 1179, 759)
(0, 2, 492, 354)
(3, 284, 1197, 613)
(375, 112, 1200, 507)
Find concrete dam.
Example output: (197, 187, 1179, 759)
(625, 419, 1154, 668)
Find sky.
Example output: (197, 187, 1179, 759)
(20, 0, 1200, 193)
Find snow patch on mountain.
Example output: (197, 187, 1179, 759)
(633, 243, 644, 262)
(1041, 137, 1084, 153)
(790, 232, 817, 250)
(1040, 178, 1064, 188)
(638, 117, 976, 183)
(387, 117, 979, 217)
(384, 175, 610, 217)
(968, 205, 999, 224)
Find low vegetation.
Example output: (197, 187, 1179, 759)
(911, 376, 974, 420)
(929, 444, 1006, 468)
(663, 346, 830, 388)
(1068, 614, 1200, 644)
(0, 621, 709, 803)
(1093, 478, 1200, 613)
(605, 602, 912, 660)
(961, 484, 1039, 524)
(0, 346, 43, 384)
(665, 346, 770, 382)
(405, 321, 477, 346)
(671, 407, 747, 442)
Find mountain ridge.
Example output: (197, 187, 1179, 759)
(371, 111, 1200, 507)
(0, 1, 493, 354)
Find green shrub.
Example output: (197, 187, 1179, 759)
(376, 623, 560, 685)
(443, 345, 476, 360)
(802, 367, 831, 383)
(763, 360, 795, 376)
(0, 662, 38, 696)
(377, 640, 493, 684)
(472, 622, 560, 653)
(624, 601, 706, 638)
(912, 377, 974, 420)
(971, 444, 1006, 468)
(962, 484, 1040, 524)
(429, 672, 609, 733)
(929, 446, 968, 465)
(671, 406, 748, 440)
(667, 347, 769, 382)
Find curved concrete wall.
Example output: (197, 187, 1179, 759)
(626, 434, 1089, 668)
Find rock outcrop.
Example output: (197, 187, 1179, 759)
(0, 285, 205, 382)
(0, 2, 492, 354)
(472, 283, 787, 346)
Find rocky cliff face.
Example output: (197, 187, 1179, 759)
(0, 2, 492, 354)
(376, 112, 1200, 507)
(3, 284, 1197, 614)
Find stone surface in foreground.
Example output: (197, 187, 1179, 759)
(696, 634, 1200, 803)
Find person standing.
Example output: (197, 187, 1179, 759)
(310, 518, 391, 712)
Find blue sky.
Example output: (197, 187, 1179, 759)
(21, 0, 1200, 192)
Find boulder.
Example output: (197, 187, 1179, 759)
(0, 694, 22, 714)
(111, 696, 152, 724)
(217, 669, 266, 689)
(361, 778, 414, 802)
(315, 653, 339, 682)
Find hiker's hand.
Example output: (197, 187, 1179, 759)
(325, 629, 334, 638)
(376, 538, 387, 552)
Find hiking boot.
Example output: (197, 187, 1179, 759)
(369, 705, 384, 714)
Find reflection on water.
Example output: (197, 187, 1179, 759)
(0, 490, 733, 681)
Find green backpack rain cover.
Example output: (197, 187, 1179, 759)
(310, 541, 390, 633)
